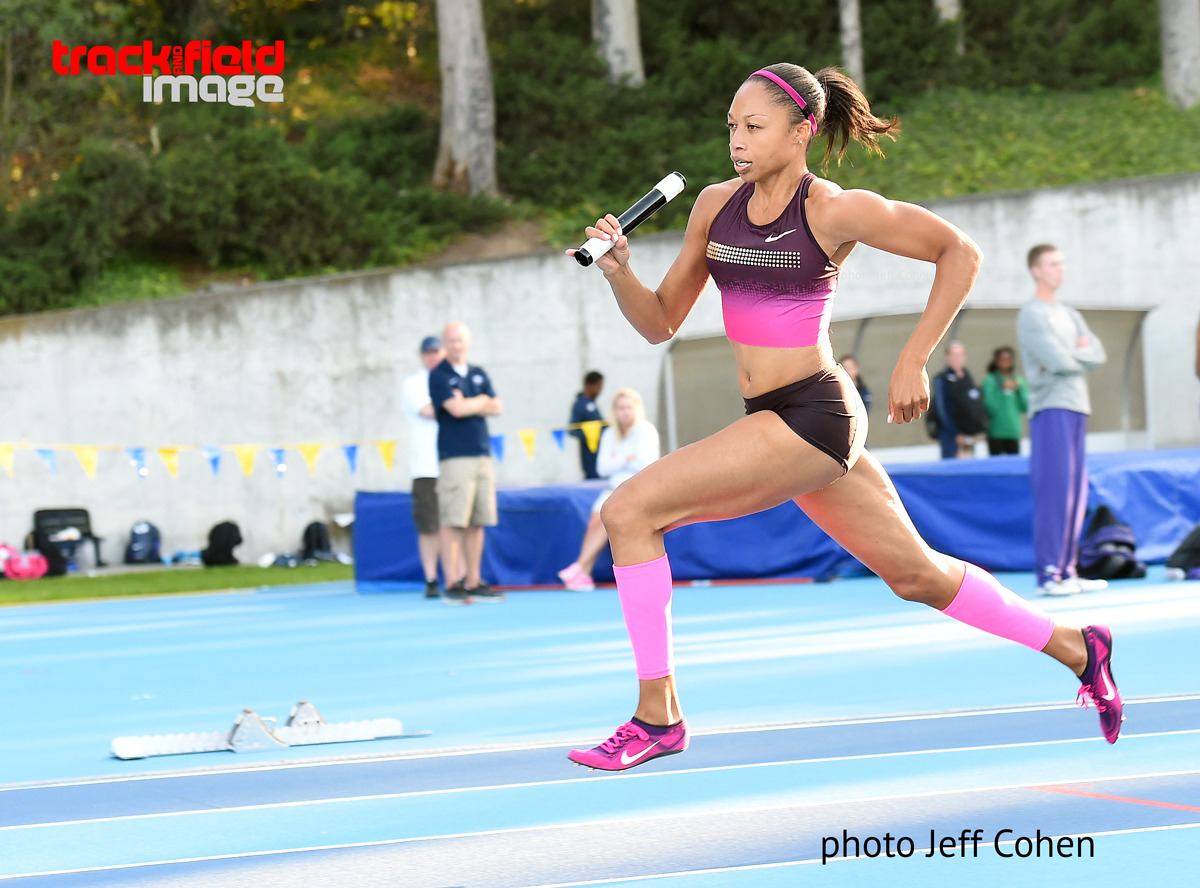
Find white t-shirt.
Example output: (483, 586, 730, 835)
(596, 421, 660, 490)
(401, 368, 439, 479)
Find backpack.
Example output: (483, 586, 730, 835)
(124, 521, 163, 564)
(1167, 520, 1200, 580)
(2, 545, 49, 580)
(301, 521, 335, 561)
(949, 372, 989, 436)
(925, 403, 941, 439)
(201, 521, 242, 566)
(1077, 506, 1146, 580)
(24, 529, 68, 577)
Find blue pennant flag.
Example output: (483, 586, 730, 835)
(550, 429, 567, 451)
(202, 446, 222, 476)
(268, 447, 287, 477)
(126, 447, 148, 478)
(36, 448, 57, 475)
(490, 434, 505, 462)
(342, 444, 358, 474)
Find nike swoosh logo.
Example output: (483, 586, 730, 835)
(620, 741, 661, 765)
(1100, 671, 1116, 701)
(765, 229, 796, 243)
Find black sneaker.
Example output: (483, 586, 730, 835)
(467, 581, 506, 604)
(424, 579, 441, 599)
(442, 581, 472, 606)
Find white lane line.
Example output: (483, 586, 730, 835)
(1, 788, 1197, 881)
(3, 733, 1199, 832)
(5, 694, 1197, 793)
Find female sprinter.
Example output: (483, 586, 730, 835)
(565, 64, 1122, 771)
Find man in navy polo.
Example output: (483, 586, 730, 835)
(429, 320, 505, 604)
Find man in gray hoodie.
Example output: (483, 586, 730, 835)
(1018, 244, 1108, 597)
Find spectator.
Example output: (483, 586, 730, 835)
(569, 371, 607, 479)
(839, 354, 872, 414)
(428, 320, 505, 604)
(558, 389, 660, 591)
(1018, 244, 1108, 596)
(401, 335, 446, 599)
(932, 340, 988, 459)
(981, 346, 1029, 456)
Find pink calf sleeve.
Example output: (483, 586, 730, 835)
(942, 562, 1056, 651)
(613, 553, 675, 680)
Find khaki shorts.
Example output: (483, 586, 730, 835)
(411, 477, 439, 535)
(437, 456, 498, 528)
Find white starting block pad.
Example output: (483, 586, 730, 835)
(111, 701, 421, 760)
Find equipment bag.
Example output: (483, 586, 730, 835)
(1077, 505, 1146, 580)
(201, 521, 243, 567)
(125, 521, 163, 564)
(1167, 520, 1200, 580)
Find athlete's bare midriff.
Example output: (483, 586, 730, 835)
(731, 340, 835, 399)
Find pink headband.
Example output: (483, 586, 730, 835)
(752, 69, 818, 135)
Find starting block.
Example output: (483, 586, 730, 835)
(111, 701, 425, 760)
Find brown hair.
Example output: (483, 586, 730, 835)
(1026, 244, 1058, 269)
(746, 63, 901, 167)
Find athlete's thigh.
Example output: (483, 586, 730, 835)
(609, 411, 846, 533)
(794, 448, 957, 587)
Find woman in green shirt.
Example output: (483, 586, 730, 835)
(982, 346, 1029, 455)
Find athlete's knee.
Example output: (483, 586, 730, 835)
(600, 486, 654, 539)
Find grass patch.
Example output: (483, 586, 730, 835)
(0, 562, 355, 606)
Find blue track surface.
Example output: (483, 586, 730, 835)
(1, 568, 1197, 885)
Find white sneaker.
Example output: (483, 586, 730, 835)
(1038, 579, 1082, 596)
(1071, 577, 1109, 593)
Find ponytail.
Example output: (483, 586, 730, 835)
(745, 64, 901, 168)
(814, 67, 901, 166)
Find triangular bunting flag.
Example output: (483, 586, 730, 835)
(342, 444, 359, 474)
(37, 448, 57, 475)
(580, 420, 603, 454)
(126, 446, 148, 478)
(375, 440, 396, 473)
(490, 433, 505, 462)
(517, 429, 537, 460)
(203, 446, 222, 476)
(0, 444, 14, 477)
(298, 444, 322, 475)
(158, 447, 179, 478)
(551, 429, 567, 451)
(71, 445, 98, 479)
(233, 445, 258, 477)
(268, 447, 287, 477)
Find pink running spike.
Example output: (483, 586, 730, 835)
(568, 719, 689, 771)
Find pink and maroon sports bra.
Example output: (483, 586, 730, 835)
(705, 173, 839, 348)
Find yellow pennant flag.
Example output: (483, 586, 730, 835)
(580, 420, 603, 454)
(0, 444, 14, 476)
(517, 428, 538, 460)
(233, 445, 258, 477)
(375, 440, 396, 473)
(158, 447, 179, 478)
(71, 445, 99, 479)
(298, 444, 322, 475)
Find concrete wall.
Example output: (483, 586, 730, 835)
(3, 173, 1198, 561)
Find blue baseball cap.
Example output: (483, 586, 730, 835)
(419, 335, 441, 353)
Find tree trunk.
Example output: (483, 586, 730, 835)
(433, 0, 498, 196)
(933, 0, 964, 55)
(1161, 0, 1200, 109)
(838, 0, 865, 88)
(592, 0, 645, 86)
(0, 30, 11, 208)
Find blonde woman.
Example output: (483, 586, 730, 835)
(559, 390, 660, 591)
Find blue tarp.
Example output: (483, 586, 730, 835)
(355, 448, 1200, 588)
